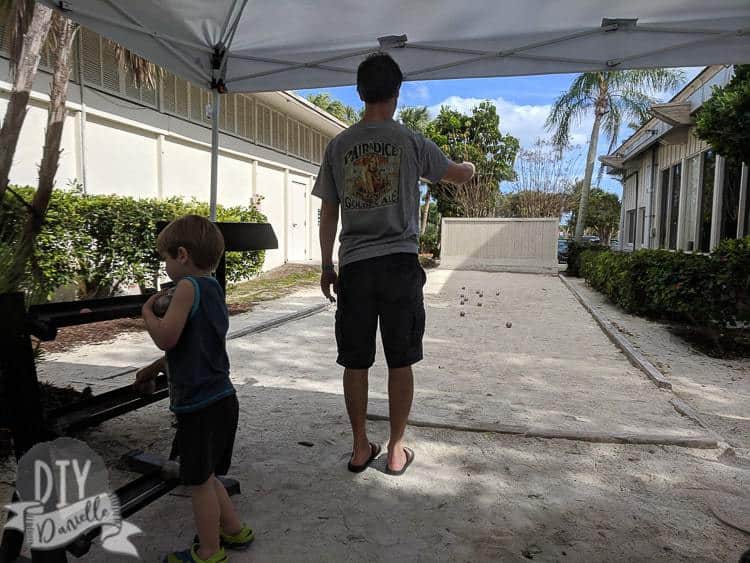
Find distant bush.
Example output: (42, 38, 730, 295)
(420, 223, 440, 257)
(1, 186, 267, 300)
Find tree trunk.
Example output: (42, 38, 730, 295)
(10, 17, 77, 290)
(574, 99, 606, 241)
(0, 3, 53, 203)
(420, 185, 431, 236)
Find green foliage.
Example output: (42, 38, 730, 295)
(566, 241, 609, 277)
(546, 69, 685, 150)
(578, 238, 750, 333)
(418, 200, 441, 257)
(567, 184, 621, 242)
(305, 92, 359, 125)
(398, 106, 430, 134)
(695, 65, 750, 166)
(0, 187, 266, 300)
(430, 101, 519, 182)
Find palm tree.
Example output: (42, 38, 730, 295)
(399, 106, 432, 234)
(545, 69, 684, 241)
(305, 92, 359, 125)
(0, 0, 54, 204)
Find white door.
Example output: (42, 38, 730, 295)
(288, 181, 307, 261)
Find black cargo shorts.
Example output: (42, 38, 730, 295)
(335, 252, 427, 369)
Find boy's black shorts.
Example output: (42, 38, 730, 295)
(175, 393, 239, 486)
(335, 252, 427, 370)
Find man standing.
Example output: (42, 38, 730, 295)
(312, 53, 475, 475)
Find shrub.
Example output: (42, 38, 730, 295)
(0, 187, 267, 300)
(566, 241, 609, 277)
(420, 223, 440, 257)
(579, 238, 750, 334)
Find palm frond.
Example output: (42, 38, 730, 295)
(545, 73, 599, 149)
(112, 42, 159, 89)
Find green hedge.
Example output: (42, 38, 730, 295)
(565, 241, 609, 277)
(1, 186, 267, 300)
(579, 238, 750, 331)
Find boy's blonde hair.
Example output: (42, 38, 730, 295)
(156, 215, 224, 271)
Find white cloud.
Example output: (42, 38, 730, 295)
(400, 81, 431, 105)
(426, 95, 594, 149)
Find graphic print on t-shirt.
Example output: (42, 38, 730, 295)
(343, 141, 402, 210)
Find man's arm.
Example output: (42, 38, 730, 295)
(441, 161, 475, 185)
(319, 200, 339, 301)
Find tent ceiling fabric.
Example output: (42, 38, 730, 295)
(43, 0, 750, 93)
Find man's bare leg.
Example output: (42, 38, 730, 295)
(387, 365, 414, 471)
(344, 368, 371, 465)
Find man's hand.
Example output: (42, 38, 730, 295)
(321, 270, 338, 303)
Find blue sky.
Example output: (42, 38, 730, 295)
(297, 67, 703, 197)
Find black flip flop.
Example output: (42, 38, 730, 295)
(385, 447, 415, 476)
(347, 442, 381, 473)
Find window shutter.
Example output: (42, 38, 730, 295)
(301, 125, 310, 160)
(175, 77, 188, 117)
(274, 112, 286, 151)
(162, 72, 176, 113)
(257, 104, 271, 146)
(141, 78, 157, 106)
(81, 28, 102, 86)
(226, 95, 237, 133)
(245, 97, 255, 140)
(201, 89, 212, 123)
(101, 39, 121, 92)
(236, 95, 247, 138)
(289, 120, 299, 156)
(189, 83, 202, 121)
(124, 65, 140, 100)
(0, 17, 10, 54)
(313, 132, 321, 163)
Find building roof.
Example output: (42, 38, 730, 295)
(600, 65, 733, 170)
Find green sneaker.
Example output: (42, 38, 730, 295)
(163, 544, 228, 563)
(220, 524, 255, 551)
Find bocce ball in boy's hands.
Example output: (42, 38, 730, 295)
(152, 288, 175, 317)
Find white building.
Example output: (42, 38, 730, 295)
(602, 65, 749, 253)
(0, 21, 346, 270)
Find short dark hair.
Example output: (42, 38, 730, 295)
(157, 214, 225, 271)
(356, 52, 403, 104)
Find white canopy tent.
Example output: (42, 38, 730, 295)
(41, 0, 750, 218)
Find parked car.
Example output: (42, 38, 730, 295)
(557, 238, 571, 263)
(580, 235, 601, 244)
(609, 239, 619, 250)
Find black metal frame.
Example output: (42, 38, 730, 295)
(0, 222, 277, 562)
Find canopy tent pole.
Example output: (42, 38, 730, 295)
(209, 89, 221, 222)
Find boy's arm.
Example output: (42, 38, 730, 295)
(142, 278, 194, 351)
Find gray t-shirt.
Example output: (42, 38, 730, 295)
(312, 119, 452, 267)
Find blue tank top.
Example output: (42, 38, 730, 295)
(165, 275, 235, 413)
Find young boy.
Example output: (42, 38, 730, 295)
(135, 214, 253, 563)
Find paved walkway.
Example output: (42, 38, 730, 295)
(5, 271, 748, 562)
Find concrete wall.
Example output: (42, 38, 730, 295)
(440, 218, 559, 274)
